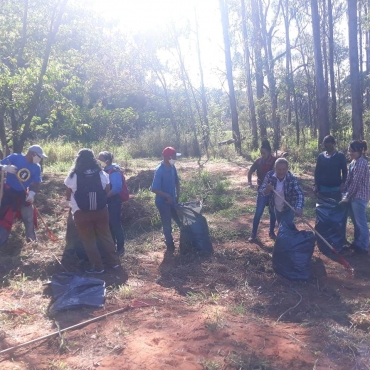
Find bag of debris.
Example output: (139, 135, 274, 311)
(176, 202, 213, 255)
(315, 196, 347, 255)
(49, 272, 105, 312)
(273, 222, 315, 280)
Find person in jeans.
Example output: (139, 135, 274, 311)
(340, 140, 370, 254)
(151, 146, 181, 254)
(98, 151, 125, 256)
(314, 135, 347, 201)
(260, 158, 304, 225)
(247, 140, 277, 242)
(64, 149, 120, 273)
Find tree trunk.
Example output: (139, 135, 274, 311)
(366, 0, 370, 109)
(328, 0, 337, 127)
(348, 0, 363, 139)
(251, 0, 267, 137)
(311, 0, 330, 146)
(219, 0, 241, 153)
(240, 0, 258, 149)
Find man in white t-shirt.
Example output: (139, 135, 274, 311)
(260, 158, 304, 225)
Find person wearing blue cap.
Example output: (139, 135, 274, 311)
(0, 145, 47, 242)
(151, 147, 181, 254)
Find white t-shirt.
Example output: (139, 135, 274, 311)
(274, 175, 286, 212)
(64, 171, 110, 214)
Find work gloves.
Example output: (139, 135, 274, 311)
(1, 165, 17, 174)
(26, 190, 35, 203)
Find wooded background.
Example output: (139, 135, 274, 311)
(0, 0, 367, 158)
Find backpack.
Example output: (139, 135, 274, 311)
(107, 167, 129, 202)
(74, 171, 107, 211)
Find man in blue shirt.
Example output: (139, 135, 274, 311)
(98, 151, 125, 256)
(0, 145, 47, 242)
(151, 147, 181, 254)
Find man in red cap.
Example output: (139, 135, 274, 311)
(151, 147, 181, 254)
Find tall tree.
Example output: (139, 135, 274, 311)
(219, 0, 241, 153)
(240, 0, 258, 149)
(348, 0, 363, 139)
(311, 0, 330, 145)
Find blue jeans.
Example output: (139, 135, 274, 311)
(156, 203, 181, 249)
(107, 197, 125, 252)
(252, 193, 276, 235)
(275, 208, 295, 225)
(348, 199, 369, 252)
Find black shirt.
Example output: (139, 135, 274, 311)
(314, 151, 348, 188)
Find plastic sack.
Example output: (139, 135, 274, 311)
(49, 272, 105, 312)
(315, 197, 347, 255)
(176, 202, 213, 255)
(273, 222, 315, 280)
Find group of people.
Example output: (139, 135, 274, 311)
(248, 136, 370, 254)
(0, 137, 368, 273)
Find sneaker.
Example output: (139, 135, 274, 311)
(269, 232, 276, 241)
(248, 234, 257, 242)
(85, 268, 105, 274)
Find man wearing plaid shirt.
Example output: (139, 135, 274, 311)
(259, 158, 304, 225)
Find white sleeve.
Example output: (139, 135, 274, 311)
(64, 174, 77, 192)
(100, 171, 110, 188)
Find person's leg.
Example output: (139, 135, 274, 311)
(267, 200, 277, 235)
(251, 194, 267, 236)
(108, 200, 125, 254)
(275, 208, 282, 225)
(93, 207, 120, 266)
(350, 199, 369, 252)
(157, 204, 174, 250)
(74, 210, 104, 271)
(20, 204, 36, 241)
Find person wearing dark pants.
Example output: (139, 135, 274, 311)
(340, 140, 370, 254)
(259, 158, 304, 226)
(151, 146, 181, 254)
(98, 151, 125, 256)
(247, 140, 277, 242)
(314, 135, 347, 202)
(64, 149, 120, 273)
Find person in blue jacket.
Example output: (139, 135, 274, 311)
(0, 145, 47, 242)
(98, 151, 125, 256)
(151, 147, 181, 254)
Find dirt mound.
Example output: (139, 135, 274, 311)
(126, 170, 154, 193)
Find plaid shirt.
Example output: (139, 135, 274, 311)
(259, 170, 304, 210)
(344, 156, 370, 202)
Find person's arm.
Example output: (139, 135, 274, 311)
(151, 167, 173, 204)
(340, 154, 348, 184)
(247, 160, 258, 185)
(313, 155, 321, 193)
(175, 181, 180, 203)
(107, 171, 122, 197)
(105, 184, 110, 194)
(65, 188, 72, 201)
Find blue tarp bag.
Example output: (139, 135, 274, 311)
(273, 222, 315, 280)
(175, 202, 213, 255)
(315, 197, 347, 255)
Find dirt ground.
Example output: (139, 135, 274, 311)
(1, 159, 370, 370)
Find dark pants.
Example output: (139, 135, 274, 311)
(0, 186, 36, 241)
(108, 197, 125, 253)
(156, 203, 181, 250)
(348, 199, 369, 252)
(252, 193, 276, 235)
(74, 207, 120, 270)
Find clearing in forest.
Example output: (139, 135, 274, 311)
(1, 158, 370, 370)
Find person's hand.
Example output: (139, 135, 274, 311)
(338, 198, 349, 207)
(25, 190, 35, 203)
(313, 185, 318, 195)
(340, 183, 345, 192)
(295, 208, 303, 217)
(64, 200, 71, 208)
(1, 164, 17, 174)
(265, 183, 274, 194)
(165, 194, 173, 205)
(247, 182, 254, 190)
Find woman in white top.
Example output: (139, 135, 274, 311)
(64, 149, 120, 273)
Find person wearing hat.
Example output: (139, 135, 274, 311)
(0, 145, 47, 242)
(151, 147, 181, 254)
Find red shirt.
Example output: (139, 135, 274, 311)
(249, 155, 277, 186)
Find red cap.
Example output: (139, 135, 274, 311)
(162, 147, 177, 157)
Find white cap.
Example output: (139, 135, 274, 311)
(28, 145, 47, 158)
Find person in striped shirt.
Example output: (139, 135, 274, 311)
(341, 140, 370, 254)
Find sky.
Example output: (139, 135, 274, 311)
(90, 0, 225, 88)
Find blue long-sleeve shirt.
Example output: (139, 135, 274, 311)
(104, 164, 122, 194)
